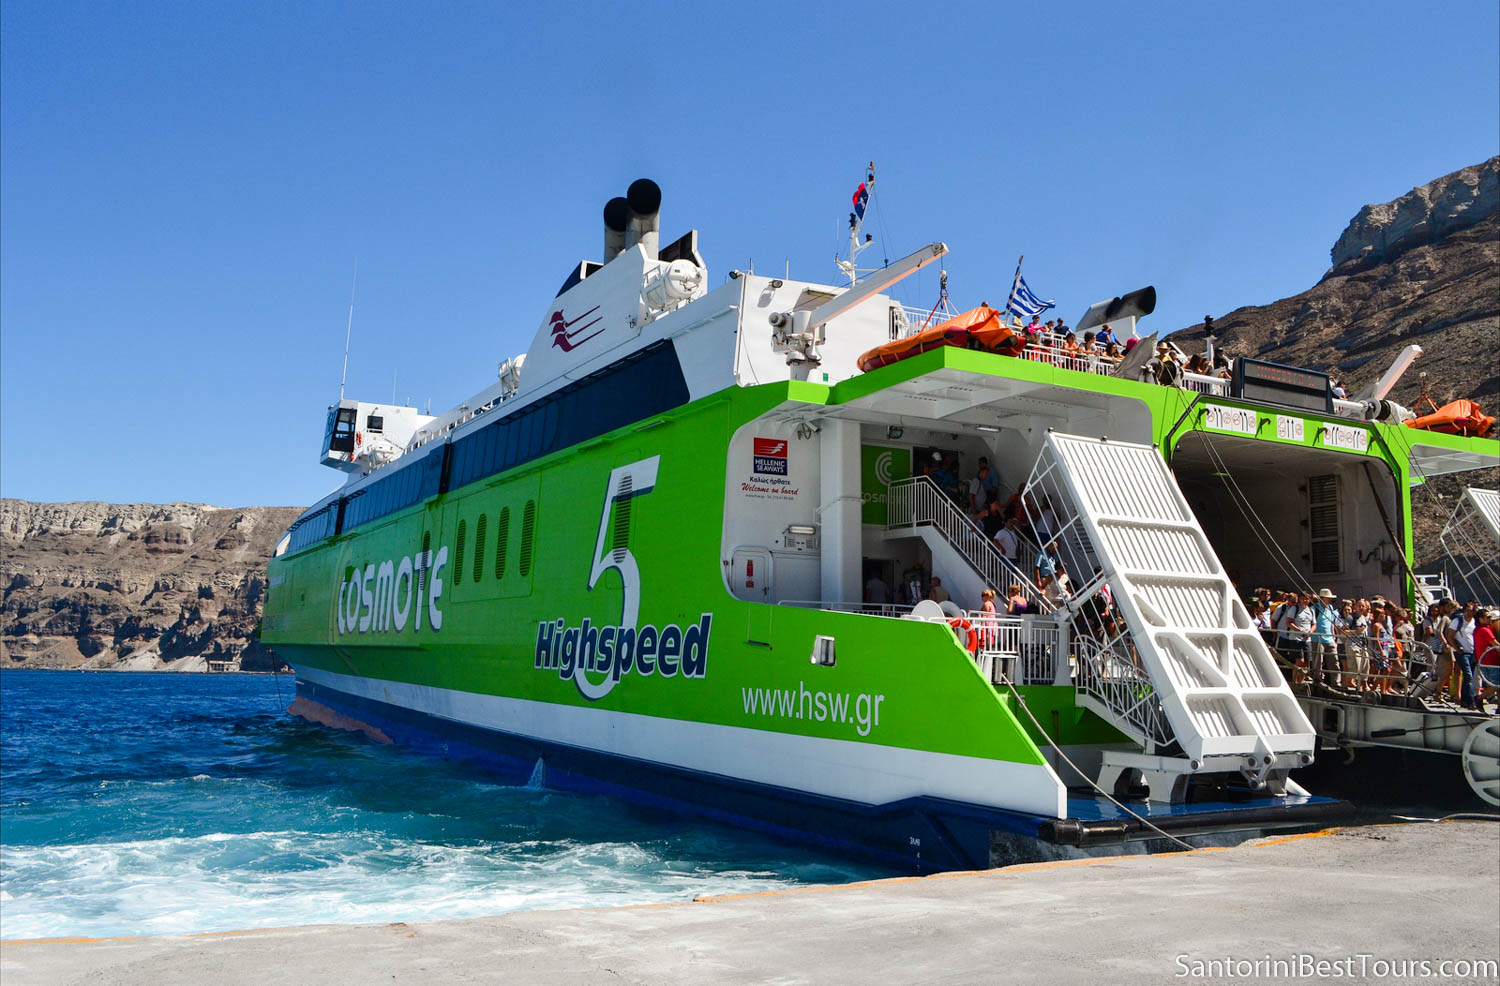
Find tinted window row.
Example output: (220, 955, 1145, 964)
(448, 340, 689, 492)
(287, 502, 338, 552)
(342, 455, 436, 531)
(280, 341, 687, 555)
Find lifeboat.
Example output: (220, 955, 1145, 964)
(857, 305, 1024, 372)
(1404, 399, 1495, 438)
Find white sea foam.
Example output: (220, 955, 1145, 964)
(0, 829, 827, 940)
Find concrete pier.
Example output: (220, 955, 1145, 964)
(4, 822, 1496, 985)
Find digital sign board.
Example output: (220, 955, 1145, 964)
(1231, 357, 1332, 413)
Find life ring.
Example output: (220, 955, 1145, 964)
(949, 617, 978, 655)
(356, 431, 363, 446)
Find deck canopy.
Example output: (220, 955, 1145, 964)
(1406, 440, 1500, 478)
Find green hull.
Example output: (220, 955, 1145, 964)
(266, 341, 1488, 865)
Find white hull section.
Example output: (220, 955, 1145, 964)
(297, 665, 1068, 819)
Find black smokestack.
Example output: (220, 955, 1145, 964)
(603, 196, 629, 263)
(625, 179, 661, 258)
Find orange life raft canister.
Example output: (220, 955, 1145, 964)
(1404, 399, 1495, 438)
(857, 305, 1024, 372)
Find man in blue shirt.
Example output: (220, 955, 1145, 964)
(1035, 539, 1061, 593)
(1096, 323, 1117, 348)
(1311, 588, 1340, 686)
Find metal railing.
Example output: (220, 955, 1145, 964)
(1179, 371, 1230, 395)
(777, 600, 915, 619)
(887, 475, 1039, 605)
(1259, 628, 1462, 698)
(1073, 632, 1175, 748)
(892, 308, 1379, 421)
(968, 611, 1067, 685)
(774, 599, 1067, 687)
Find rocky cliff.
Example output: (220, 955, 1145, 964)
(1, 501, 304, 671)
(1169, 155, 1499, 569)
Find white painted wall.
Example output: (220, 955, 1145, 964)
(721, 421, 822, 604)
(1179, 450, 1401, 602)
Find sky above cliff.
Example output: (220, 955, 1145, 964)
(2, 0, 1496, 508)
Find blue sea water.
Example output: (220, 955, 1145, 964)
(0, 670, 888, 940)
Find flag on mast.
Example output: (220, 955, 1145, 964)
(852, 182, 870, 223)
(1005, 257, 1054, 320)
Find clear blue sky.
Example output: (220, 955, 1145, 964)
(3, 1, 1495, 508)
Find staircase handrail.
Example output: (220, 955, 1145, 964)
(1073, 633, 1176, 749)
(887, 475, 1040, 604)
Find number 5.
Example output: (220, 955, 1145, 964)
(576, 456, 660, 699)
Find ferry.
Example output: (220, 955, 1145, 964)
(262, 173, 1500, 869)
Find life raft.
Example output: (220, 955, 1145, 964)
(857, 305, 1023, 372)
(1404, 399, 1495, 438)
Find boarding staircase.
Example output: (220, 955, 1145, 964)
(885, 476, 1040, 609)
(1022, 432, 1317, 802)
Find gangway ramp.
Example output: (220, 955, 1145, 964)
(1025, 432, 1316, 798)
(1442, 488, 1500, 603)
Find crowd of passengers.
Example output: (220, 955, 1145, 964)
(1013, 315, 1349, 395)
(865, 448, 1497, 714)
(1251, 588, 1498, 713)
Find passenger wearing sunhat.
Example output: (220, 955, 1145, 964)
(1149, 342, 1182, 386)
(1310, 588, 1340, 686)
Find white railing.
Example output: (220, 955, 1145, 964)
(887, 475, 1040, 605)
(893, 305, 955, 336)
(1179, 371, 1230, 396)
(1073, 633, 1175, 748)
(968, 611, 1067, 685)
(777, 600, 915, 619)
(774, 599, 1067, 687)
(894, 308, 1376, 418)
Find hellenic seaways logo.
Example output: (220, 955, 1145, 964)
(753, 437, 787, 475)
(540, 454, 712, 701)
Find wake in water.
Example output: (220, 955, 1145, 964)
(0, 672, 879, 939)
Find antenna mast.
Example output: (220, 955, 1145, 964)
(339, 261, 358, 401)
(835, 162, 876, 287)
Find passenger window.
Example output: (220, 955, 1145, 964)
(520, 500, 536, 577)
(496, 506, 510, 579)
(473, 514, 487, 582)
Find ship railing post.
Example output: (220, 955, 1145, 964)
(1054, 618, 1072, 686)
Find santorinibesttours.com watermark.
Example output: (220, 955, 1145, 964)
(1175, 953, 1498, 980)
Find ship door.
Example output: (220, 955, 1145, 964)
(729, 547, 773, 603)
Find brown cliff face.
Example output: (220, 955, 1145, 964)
(1168, 158, 1500, 570)
(1, 501, 304, 671)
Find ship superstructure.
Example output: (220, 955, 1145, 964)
(264, 177, 1499, 868)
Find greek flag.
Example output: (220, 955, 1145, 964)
(1006, 265, 1055, 319)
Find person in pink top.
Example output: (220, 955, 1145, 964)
(979, 588, 1000, 650)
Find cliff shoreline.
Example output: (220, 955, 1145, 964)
(2, 500, 304, 672)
